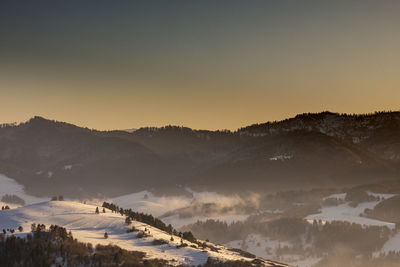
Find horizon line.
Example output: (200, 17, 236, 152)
(2, 109, 399, 133)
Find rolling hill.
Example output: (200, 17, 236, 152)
(0, 200, 288, 266)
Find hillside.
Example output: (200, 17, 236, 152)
(238, 111, 400, 161)
(0, 201, 287, 266)
(0, 112, 399, 197)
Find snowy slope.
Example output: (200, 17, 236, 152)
(0, 174, 48, 205)
(381, 231, 400, 254)
(0, 201, 287, 266)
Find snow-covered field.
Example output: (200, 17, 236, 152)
(323, 193, 346, 200)
(0, 174, 48, 205)
(306, 196, 396, 229)
(0, 201, 286, 266)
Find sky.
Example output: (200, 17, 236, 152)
(1, 1, 399, 130)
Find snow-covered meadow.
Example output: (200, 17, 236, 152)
(305, 201, 396, 229)
(0, 201, 285, 266)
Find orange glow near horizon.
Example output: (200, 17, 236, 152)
(1, 1, 399, 130)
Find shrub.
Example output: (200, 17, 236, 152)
(126, 226, 137, 233)
(176, 243, 188, 249)
(152, 239, 168, 245)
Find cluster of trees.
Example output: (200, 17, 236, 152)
(198, 258, 264, 267)
(314, 248, 400, 267)
(0, 122, 17, 128)
(365, 195, 400, 223)
(322, 197, 344, 206)
(102, 202, 197, 243)
(310, 220, 392, 255)
(102, 202, 173, 232)
(238, 111, 400, 134)
(345, 189, 379, 207)
(259, 189, 333, 218)
(51, 195, 64, 201)
(0, 223, 263, 267)
(182, 216, 310, 245)
(94, 207, 105, 214)
(1, 226, 23, 236)
(1, 194, 25, 205)
(182, 219, 245, 244)
(1, 205, 10, 210)
(0, 224, 85, 266)
(0, 223, 179, 266)
(136, 125, 196, 134)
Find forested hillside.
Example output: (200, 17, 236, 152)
(0, 112, 399, 197)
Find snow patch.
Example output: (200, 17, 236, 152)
(269, 155, 293, 161)
(323, 193, 346, 201)
(367, 191, 396, 200)
(305, 201, 395, 229)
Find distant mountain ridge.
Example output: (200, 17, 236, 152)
(238, 111, 400, 161)
(0, 112, 399, 197)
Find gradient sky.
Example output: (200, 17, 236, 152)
(1, 1, 399, 130)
